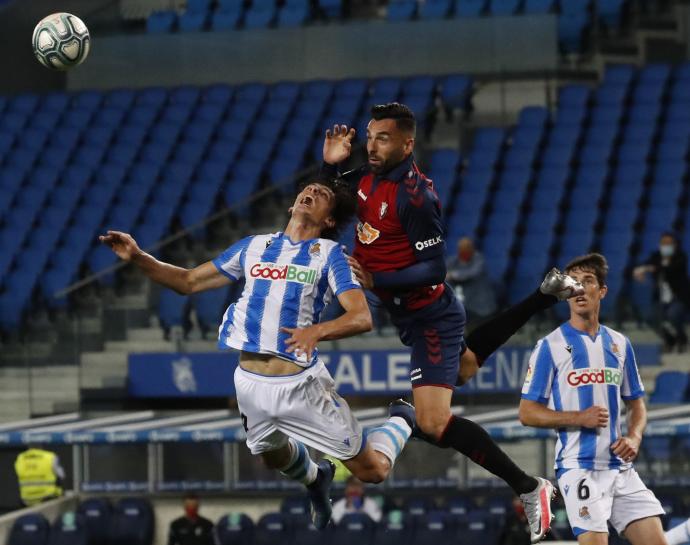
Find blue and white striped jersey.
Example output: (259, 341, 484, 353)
(521, 322, 645, 471)
(212, 232, 360, 367)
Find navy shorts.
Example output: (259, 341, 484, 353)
(391, 286, 467, 390)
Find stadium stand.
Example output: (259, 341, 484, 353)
(7, 514, 51, 545)
(0, 74, 473, 333)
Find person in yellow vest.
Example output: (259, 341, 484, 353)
(14, 446, 65, 506)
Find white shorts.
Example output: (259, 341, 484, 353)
(557, 467, 665, 536)
(234, 360, 363, 459)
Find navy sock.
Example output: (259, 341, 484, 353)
(437, 416, 538, 495)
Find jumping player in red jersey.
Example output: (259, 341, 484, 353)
(321, 103, 583, 543)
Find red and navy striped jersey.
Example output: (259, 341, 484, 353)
(352, 155, 446, 311)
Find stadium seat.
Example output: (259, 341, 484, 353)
(77, 498, 112, 545)
(146, 10, 177, 33)
(50, 512, 88, 545)
(318, 0, 342, 18)
(278, 0, 311, 27)
(215, 513, 254, 545)
(332, 513, 375, 545)
(7, 514, 51, 545)
(388, 0, 417, 20)
(419, 0, 452, 19)
(454, 0, 486, 17)
(490, 0, 520, 15)
(254, 513, 293, 545)
(558, 11, 589, 53)
(109, 497, 155, 545)
(373, 510, 413, 545)
(524, 0, 554, 13)
(413, 511, 457, 545)
(650, 372, 690, 404)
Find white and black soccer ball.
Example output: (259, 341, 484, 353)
(32, 13, 90, 70)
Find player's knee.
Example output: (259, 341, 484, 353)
(416, 411, 451, 441)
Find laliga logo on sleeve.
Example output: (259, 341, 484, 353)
(567, 367, 622, 387)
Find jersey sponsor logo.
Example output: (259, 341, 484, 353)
(357, 222, 380, 244)
(249, 262, 317, 284)
(414, 236, 443, 251)
(566, 367, 622, 387)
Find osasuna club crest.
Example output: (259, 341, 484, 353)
(379, 202, 388, 219)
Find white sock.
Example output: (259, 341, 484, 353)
(666, 518, 690, 545)
(367, 416, 412, 465)
(279, 438, 319, 485)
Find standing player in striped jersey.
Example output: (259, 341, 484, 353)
(322, 103, 584, 542)
(100, 179, 416, 529)
(520, 253, 667, 545)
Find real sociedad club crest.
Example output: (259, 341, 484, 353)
(172, 357, 197, 393)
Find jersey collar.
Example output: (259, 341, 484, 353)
(373, 154, 416, 184)
(562, 321, 600, 341)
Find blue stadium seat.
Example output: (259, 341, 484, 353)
(558, 11, 589, 53)
(388, 0, 417, 20)
(524, 0, 554, 13)
(629, 102, 662, 124)
(78, 498, 112, 545)
(287, 515, 326, 545)
(649, 372, 690, 404)
(490, 0, 520, 15)
(254, 513, 293, 545)
(333, 513, 375, 545)
(598, 0, 626, 29)
(7, 513, 50, 545)
(413, 511, 457, 545)
(454, 0, 486, 17)
(485, 208, 520, 235)
(440, 74, 473, 110)
(147, 10, 176, 32)
(669, 80, 690, 104)
(559, 232, 594, 258)
(657, 138, 688, 161)
(603, 63, 636, 87)
(318, 0, 342, 18)
(177, 9, 209, 32)
(278, 0, 310, 27)
(666, 102, 690, 123)
(9, 93, 39, 114)
(630, 274, 655, 323)
(558, 84, 591, 110)
(420, 0, 452, 19)
(373, 511, 411, 545)
(458, 511, 500, 545)
(371, 77, 402, 103)
(215, 513, 254, 545)
(211, 4, 242, 30)
(50, 512, 88, 545)
(109, 498, 154, 545)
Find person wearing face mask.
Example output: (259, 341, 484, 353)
(331, 475, 382, 524)
(167, 494, 214, 545)
(633, 233, 690, 353)
(446, 237, 498, 320)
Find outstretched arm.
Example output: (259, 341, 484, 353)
(99, 230, 231, 295)
(281, 288, 372, 360)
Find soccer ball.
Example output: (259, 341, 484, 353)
(32, 13, 90, 70)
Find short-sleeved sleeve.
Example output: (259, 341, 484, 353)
(212, 236, 252, 281)
(397, 177, 446, 261)
(326, 244, 361, 296)
(621, 338, 645, 400)
(521, 339, 555, 404)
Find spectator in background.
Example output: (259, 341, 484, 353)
(331, 475, 382, 523)
(167, 494, 214, 545)
(633, 232, 690, 353)
(446, 237, 497, 319)
(14, 445, 65, 506)
(498, 497, 531, 545)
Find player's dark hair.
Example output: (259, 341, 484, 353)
(371, 102, 416, 136)
(564, 253, 608, 287)
(184, 493, 199, 501)
(298, 178, 356, 241)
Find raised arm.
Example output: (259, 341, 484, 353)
(99, 230, 231, 295)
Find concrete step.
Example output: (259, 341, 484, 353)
(81, 351, 128, 367)
(127, 327, 166, 342)
(104, 339, 177, 353)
